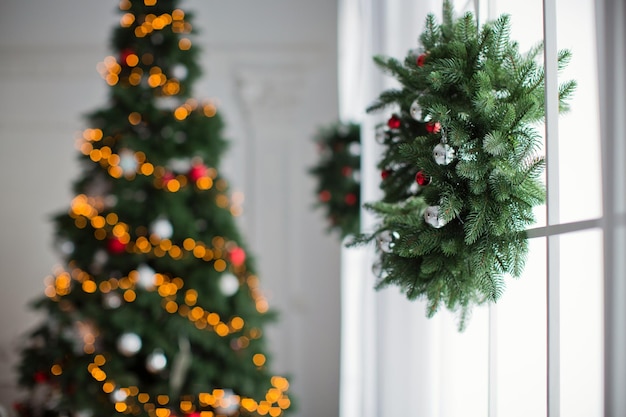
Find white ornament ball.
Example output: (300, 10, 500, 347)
(433, 143, 456, 165)
(376, 230, 396, 253)
(154, 96, 180, 110)
(172, 64, 188, 80)
(111, 388, 128, 403)
(219, 273, 240, 296)
(103, 292, 122, 309)
(409, 99, 422, 121)
(424, 205, 447, 228)
(119, 149, 138, 175)
(137, 264, 156, 289)
(151, 218, 173, 240)
(146, 350, 168, 373)
(117, 332, 142, 356)
(352, 170, 361, 182)
(167, 157, 191, 173)
(347, 142, 361, 156)
(59, 240, 75, 255)
(214, 389, 239, 416)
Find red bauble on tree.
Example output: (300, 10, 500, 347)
(228, 247, 246, 267)
(319, 190, 331, 202)
(387, 114, 401, 130)
(341, 166, 352, 177)
(188, 163, 208, 182)
(417, 53, 428, 67)
(344, 193, 357, 206)
(415, 170, 431, 186)
(381, 169, 392, 180)
(107, 237, 127, 254)
(426, 121, 441, 134)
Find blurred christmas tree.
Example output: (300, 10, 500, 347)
(309, 121, 361, 238)
(14, 1, 292, 416)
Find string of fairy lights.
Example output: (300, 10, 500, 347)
(36, 1, 293, 415)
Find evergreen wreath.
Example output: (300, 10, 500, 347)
(350, 2, 575, 329)
(310, 122, 362, 238)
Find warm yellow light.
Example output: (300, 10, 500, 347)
(89, 149, 102, 162)
(184, 289, 198, 305)
(203, 103, 217, 117)
(173, 107, 188, 120)
(115, 403, 127, 413)
(103, 381, 115, 393)
(241, 398, 257, 412)
(215, 323, 229, 337)
(144, 0, 157, 5)
(152, 16, 166, 30)
(166, 179, 181, 192)
(126, 54, 139, 67)
(199, 412, 214, 417)
(140, 162, 154, 175)
(51, 364, 62, 376)
(138, 393, 150, 403)
(82, 280, 97, 293)
(216, 195, 229, 208)
(108, 166, 123, 178)
(277, 398, 291, 409)
(119, 0, 131, 10)
(213, 259, 227, 272)
(91, 216, 106, 229)
(112, 224, 127, 237)
(179, 401, 193, 412)
(178, 38, 192, 50)
(183, 238, 195, 251)
(271, 376, 289, 391)
(165, 300, 178, 313)
(257, 299, 269, 313)
(134, 26, 146, 38)
(105, 213, 118, 225)
(120, 13, 135, 27)
(105, 74, 119, 86)
(79, 142, 93, 155)
(196, 177, 213, 190)
(124, 289, 136, 302)
(157, 396, 169, 405)
(172, 9, 185, 20)
(129, 73, 142, 85)
(207, 313, 220, 326)
(99, 281, 112, 293)
(253, 353, 266, 367)
(231, 316, 244, 330)
(128, 112, 142, 125)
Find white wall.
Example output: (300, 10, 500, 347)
(0, 1, 341, 416)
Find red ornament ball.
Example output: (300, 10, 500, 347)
(33, 371, 48, 383)
(341, 166, 353, 177)
(188, 163, 208, 182)
(426, 121, 441, 134)
(319, 190, 331, 202)
(381, 169, 392, 180)
(417, 53, 428, 67)
(229, 247, 246, 267)
(415, 170, 431, 186)
(387, 114, 401, 130)
(344, 193, 357, 206)
(107, 237, 127, 254)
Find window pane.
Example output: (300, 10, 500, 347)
(560, 229, 604, 416)
(494, 237, 547, 417)
(556, 0, 602, 223)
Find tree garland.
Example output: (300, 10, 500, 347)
(310, 122, 361, 238)
(350, 2, 575, 329)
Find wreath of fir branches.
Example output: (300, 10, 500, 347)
(350, 2, 575, 329)
(310, 122, 361, 238)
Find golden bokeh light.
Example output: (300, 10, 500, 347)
(253, 353, 266, 367)
(178, 38, 192, 50)
(120, 13, 135, 27)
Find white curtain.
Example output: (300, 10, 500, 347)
(337, 1, 490, 417)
